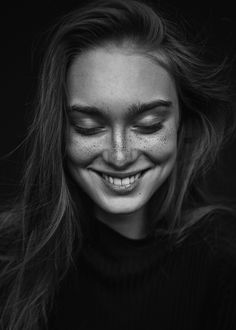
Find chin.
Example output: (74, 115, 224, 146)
(95, 197, 146, 215)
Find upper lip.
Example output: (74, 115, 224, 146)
(90, 168, 149, 178)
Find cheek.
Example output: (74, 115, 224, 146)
(66, 131, 96, 167)
(147, 128, 178, 164)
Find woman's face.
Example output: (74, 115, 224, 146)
(66, 46, 179, 227)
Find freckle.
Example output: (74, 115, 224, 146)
(160, 135, 168, 144)
(160, 130, 172, 144)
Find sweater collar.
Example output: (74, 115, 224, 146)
(79, 214, 171, 281)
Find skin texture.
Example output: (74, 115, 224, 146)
(66, 47, 180, 239)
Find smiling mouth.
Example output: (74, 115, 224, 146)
(92, 169, 148, 179)
(92, 168, 149, 193)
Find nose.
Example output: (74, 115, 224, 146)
(102, 127, 138, 169)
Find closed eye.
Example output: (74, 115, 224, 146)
(73, 122, 164, 136)
(134, 122, 163, 133)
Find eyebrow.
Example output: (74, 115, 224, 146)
(67, 99, 173, 120)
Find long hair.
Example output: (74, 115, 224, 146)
(0, 0, 236, 328)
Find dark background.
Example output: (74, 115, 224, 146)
(1, 0, 236, 204)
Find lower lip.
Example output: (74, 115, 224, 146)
(92, 170, 149, 195)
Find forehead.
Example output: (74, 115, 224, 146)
(67, 47, 178, 108)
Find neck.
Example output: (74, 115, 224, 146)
(93, 205, 148, 239)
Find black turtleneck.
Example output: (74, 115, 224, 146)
(48, 213, 236, 330)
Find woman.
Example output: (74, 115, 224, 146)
(0, 0, 236, 329)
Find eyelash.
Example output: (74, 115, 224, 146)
(73, 123, 163, 136)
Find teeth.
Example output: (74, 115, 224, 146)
(102, 172, 142, 186)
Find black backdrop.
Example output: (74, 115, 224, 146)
(1, 0, 236, 204)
